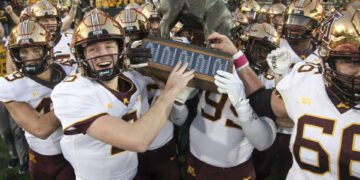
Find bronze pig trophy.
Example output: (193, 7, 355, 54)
(159, 0, 235, 38)
(133, 0, 236, 92)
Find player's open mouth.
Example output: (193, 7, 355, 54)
(97, 61, 112, 68)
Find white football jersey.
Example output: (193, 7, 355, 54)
(190, 88, 254, 167)
(53, 32, 75, 64)
(258, 70, 276, 89)
(280, 38, 321, 64)
(280, 38, 303, 63)
(148, 90, 174, 150)
(51, 70, 148, 180)
(0, 63, 76, 155)
(277, 62, 360, 179)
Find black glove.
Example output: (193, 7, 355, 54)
(126, 48, 152, 65)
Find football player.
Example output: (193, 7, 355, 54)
(118, 5, 190, 180)
(209, 6, 360, 180)
(239, 0, 260, 24)
(51, 9, 194, 180)
(30, 0, 75, 64)
(0, 20, 76, 179)
(115, 7, 149, 47)
(268, 3, 287, 35)
(186, 26, 277, 180)
(281, 0, 323, 63)
(241, 22, 293, 179)
(231, 11, 248, 50)
(141, 2, 161, 36)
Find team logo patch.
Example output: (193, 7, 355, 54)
(186, 165, 196, 177)
(106, 103, 113, 109)
(31, 91, 40, 97)
(298, 97, 312, 105)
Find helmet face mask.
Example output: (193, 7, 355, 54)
(245, 37, 277, 74)
(73, 9, 126, 81)
(319, 8, 360, 106)
(323, 46, 360, 105)
(149, 18, 161, 36)
(240, 0, 260, 24)
(30, 0, 63, 44)
(283, 15, 318, 40)
(8, 20, 53, 76)
(82, 51, 124, 81)
(243, 23, 280, 74)
(244, 11, 257, 23)
(270, 14, 285, 34)
(268, 3, 286, 34)
(11, 45, 49, 76)
(115, 8, 149, 44)
(284, 0, 324, 41)
(37, 17, 58, 37)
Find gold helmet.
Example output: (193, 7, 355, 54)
(19, 7, 33, 22)
(268, 3, 287, 34)
(115, 8, 149, 38)
(344, 0, 360, 12)
(243, 23, 280, 74)
(30, 0, 62, 43)
(56, 0, 71, 18)
(141, 2, 161, 21)
(240, 0, 260, 23)
(141, 2, 161, 35)
(8, 20, 53, 75)
(324, 5, 335, 18)
(232, 11, 249, 26)
(284, 0, 324, 40)
(73, 8, 126, 81)
(231, 11, 249, 49)
(170, 22, 184, 35)
(319, 8, 360, 105)
(125, 2, 140, 10)
(257, 5, 270, 23)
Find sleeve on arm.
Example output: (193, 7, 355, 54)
(51, 84, 108, 134)
(0, 77, 15, 103)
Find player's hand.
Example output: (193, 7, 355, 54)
(208, 32, 238, 56)
(164, 62, 194, 97)
(127, 47, 152, 66)
(214, 70, 246, 106)
(215, 70, 259, 125)
(5, 5, 13, 14)
(266, 47, 291, 76)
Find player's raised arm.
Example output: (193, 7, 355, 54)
(208, 32, 288, 120)
(5, 102, 60, 140)
(86, 62, 194, 152)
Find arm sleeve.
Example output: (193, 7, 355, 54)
(234, 99, 277, 151)
(0, 77, 15, 102)
(240, 116, 277, 151)
(51, 83, 108, 134)
(169, 103, 189, 126)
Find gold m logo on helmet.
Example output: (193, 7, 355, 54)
(320, 11, 342, 45)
